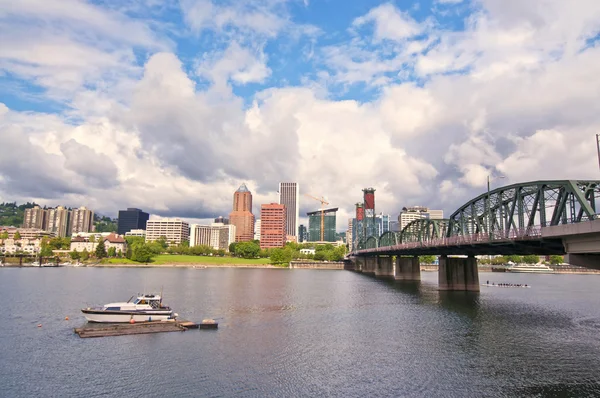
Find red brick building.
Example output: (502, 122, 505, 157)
(229, 183, 255, 242)
(260, 203, 286, 249)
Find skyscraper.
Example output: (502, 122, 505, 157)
(259, 203, 286, 249)
(307, 208, 337, 242)
(23, 206, 47, 229)
(46, 206, 70, 237)
(117, 208, 149, 235)
(229, 183, 255, 242)
(278, 182, 299, 239)
(69, 206, 94, 235)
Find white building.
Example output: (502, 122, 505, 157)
(145, 219, 190, 246)
(0, 238, 42, 254)
(190, 223, 236, 251)
(125, 229, 146, 237)
(278, 182, 299, 239)
(70, 233, 127, 254)
(398, 206, 444, 230)
(254, 219, 261, 241)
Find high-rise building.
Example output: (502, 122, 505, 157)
(69, 206, 94, 235)
(254, 219, 261, 241)
(145, 219, 190, 246)
(190, 223, 236, 251)
(298, 224, 307, 242)
(307, 208, 337, 242)
(117, 208, 149, 235)
(278, 182, 299, 239)
(260, 203, 286, 249)
(229, 183, 255, 242)
(347, 218, 354, 251)
(214, 216, 229, 225)
(23, 206, 47, 229)
(46, 206, 70, 237)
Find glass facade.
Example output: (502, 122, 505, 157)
(117, 208, 149, 235)
(307, 212, 336, 242)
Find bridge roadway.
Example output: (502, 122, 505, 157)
(348, 180, 600, 291)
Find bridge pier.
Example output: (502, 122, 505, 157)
(353, 257, 364, 272)
(375, 256, 394, 279)
(363, 257, 377, 275)
(438, 255, 479, 292)
(395, 256, 421, 281)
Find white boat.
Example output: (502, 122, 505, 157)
(30, 261, 41, 267)
(81, 294, 178, 323)
(507, 264, 554, 273)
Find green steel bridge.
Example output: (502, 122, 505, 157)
(353, 180, 600, 257)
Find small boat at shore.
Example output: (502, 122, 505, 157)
(81, 294, 178, 323)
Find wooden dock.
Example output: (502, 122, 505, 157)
(74, 320, 199, 338)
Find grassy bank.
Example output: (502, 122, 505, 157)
(105, 254, 270, 265)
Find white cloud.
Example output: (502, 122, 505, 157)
(353, 3, 425, 41)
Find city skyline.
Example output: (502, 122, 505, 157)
(1, 1, 599, 232)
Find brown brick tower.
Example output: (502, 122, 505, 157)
(229, 183, 255, 242)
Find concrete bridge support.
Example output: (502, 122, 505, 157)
(438, 255, 479, 291)
(375, 256, 394, 279)
(363, 257, 377, 275)
(353, 257, 365, 272)
(395, 256, 421, 281)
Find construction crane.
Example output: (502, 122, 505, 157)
(304, 194, 329, 241)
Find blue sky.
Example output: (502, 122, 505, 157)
(0, 0, 599, 230)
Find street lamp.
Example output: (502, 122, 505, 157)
(487, 174, 505, 241)
(596, 134, 600, 171)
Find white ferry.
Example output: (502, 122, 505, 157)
(81, 294, 177, 323)
(507, 264, 554, 273)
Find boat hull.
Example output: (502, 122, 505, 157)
(82, 309, 175, 323)
(507, 269, 553, 273)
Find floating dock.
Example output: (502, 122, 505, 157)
(74, 320, 200, 338)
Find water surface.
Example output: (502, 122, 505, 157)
(1, 268, 600, 397)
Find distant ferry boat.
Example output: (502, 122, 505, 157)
(507, 264, 554, 273)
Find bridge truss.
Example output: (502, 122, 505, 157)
(354, 180, 600, 255)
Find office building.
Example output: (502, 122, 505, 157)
(307, 208, 337, 242)
(190, 223, 236, 251)
(398, 206, 444, 230)
(69, 206, 94, 235)
(298, 224, 307, 243)
(260, 203, 286, 249)
(23, 206, 47, 229)
(254, 219, 261, 241)
(117, 208, 149, 235)
(145, 219, 190, 246)
(229, 183, 255, 242)
(214, 216, 229, 225)
(125, 229, 146, 237)
(46, 206, 70, 237)
(278, 182, 299, 239)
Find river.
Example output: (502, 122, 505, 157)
(1, 267, 600, 397)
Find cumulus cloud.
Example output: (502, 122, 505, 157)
(1, 0, 600, 232)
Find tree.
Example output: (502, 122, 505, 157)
(549, 255, 564, 265)
(40, 242, 54, 257)
(235, 241, 260, 259)
(89, 235, 96, 243)
(131, 244, 155, 263)
(13, 231, 21, 240)
(229, 242, 237, 254)
(270, 248, 293, 265)
(95, 239, 107, 258)
(419, 255, 436, 265)
(522, 254, 540, 264)
(505, 255, 523, 264)
(125, 236, 145, 247)
(0, 232, 8, 239)
(69, 251, 81, 260)
(81, 248, 90, 261)
(107, 247, 117, 257)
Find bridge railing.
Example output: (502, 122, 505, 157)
(355, 226, 543, 254)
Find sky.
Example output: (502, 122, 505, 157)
(1, 0, 600, 231)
